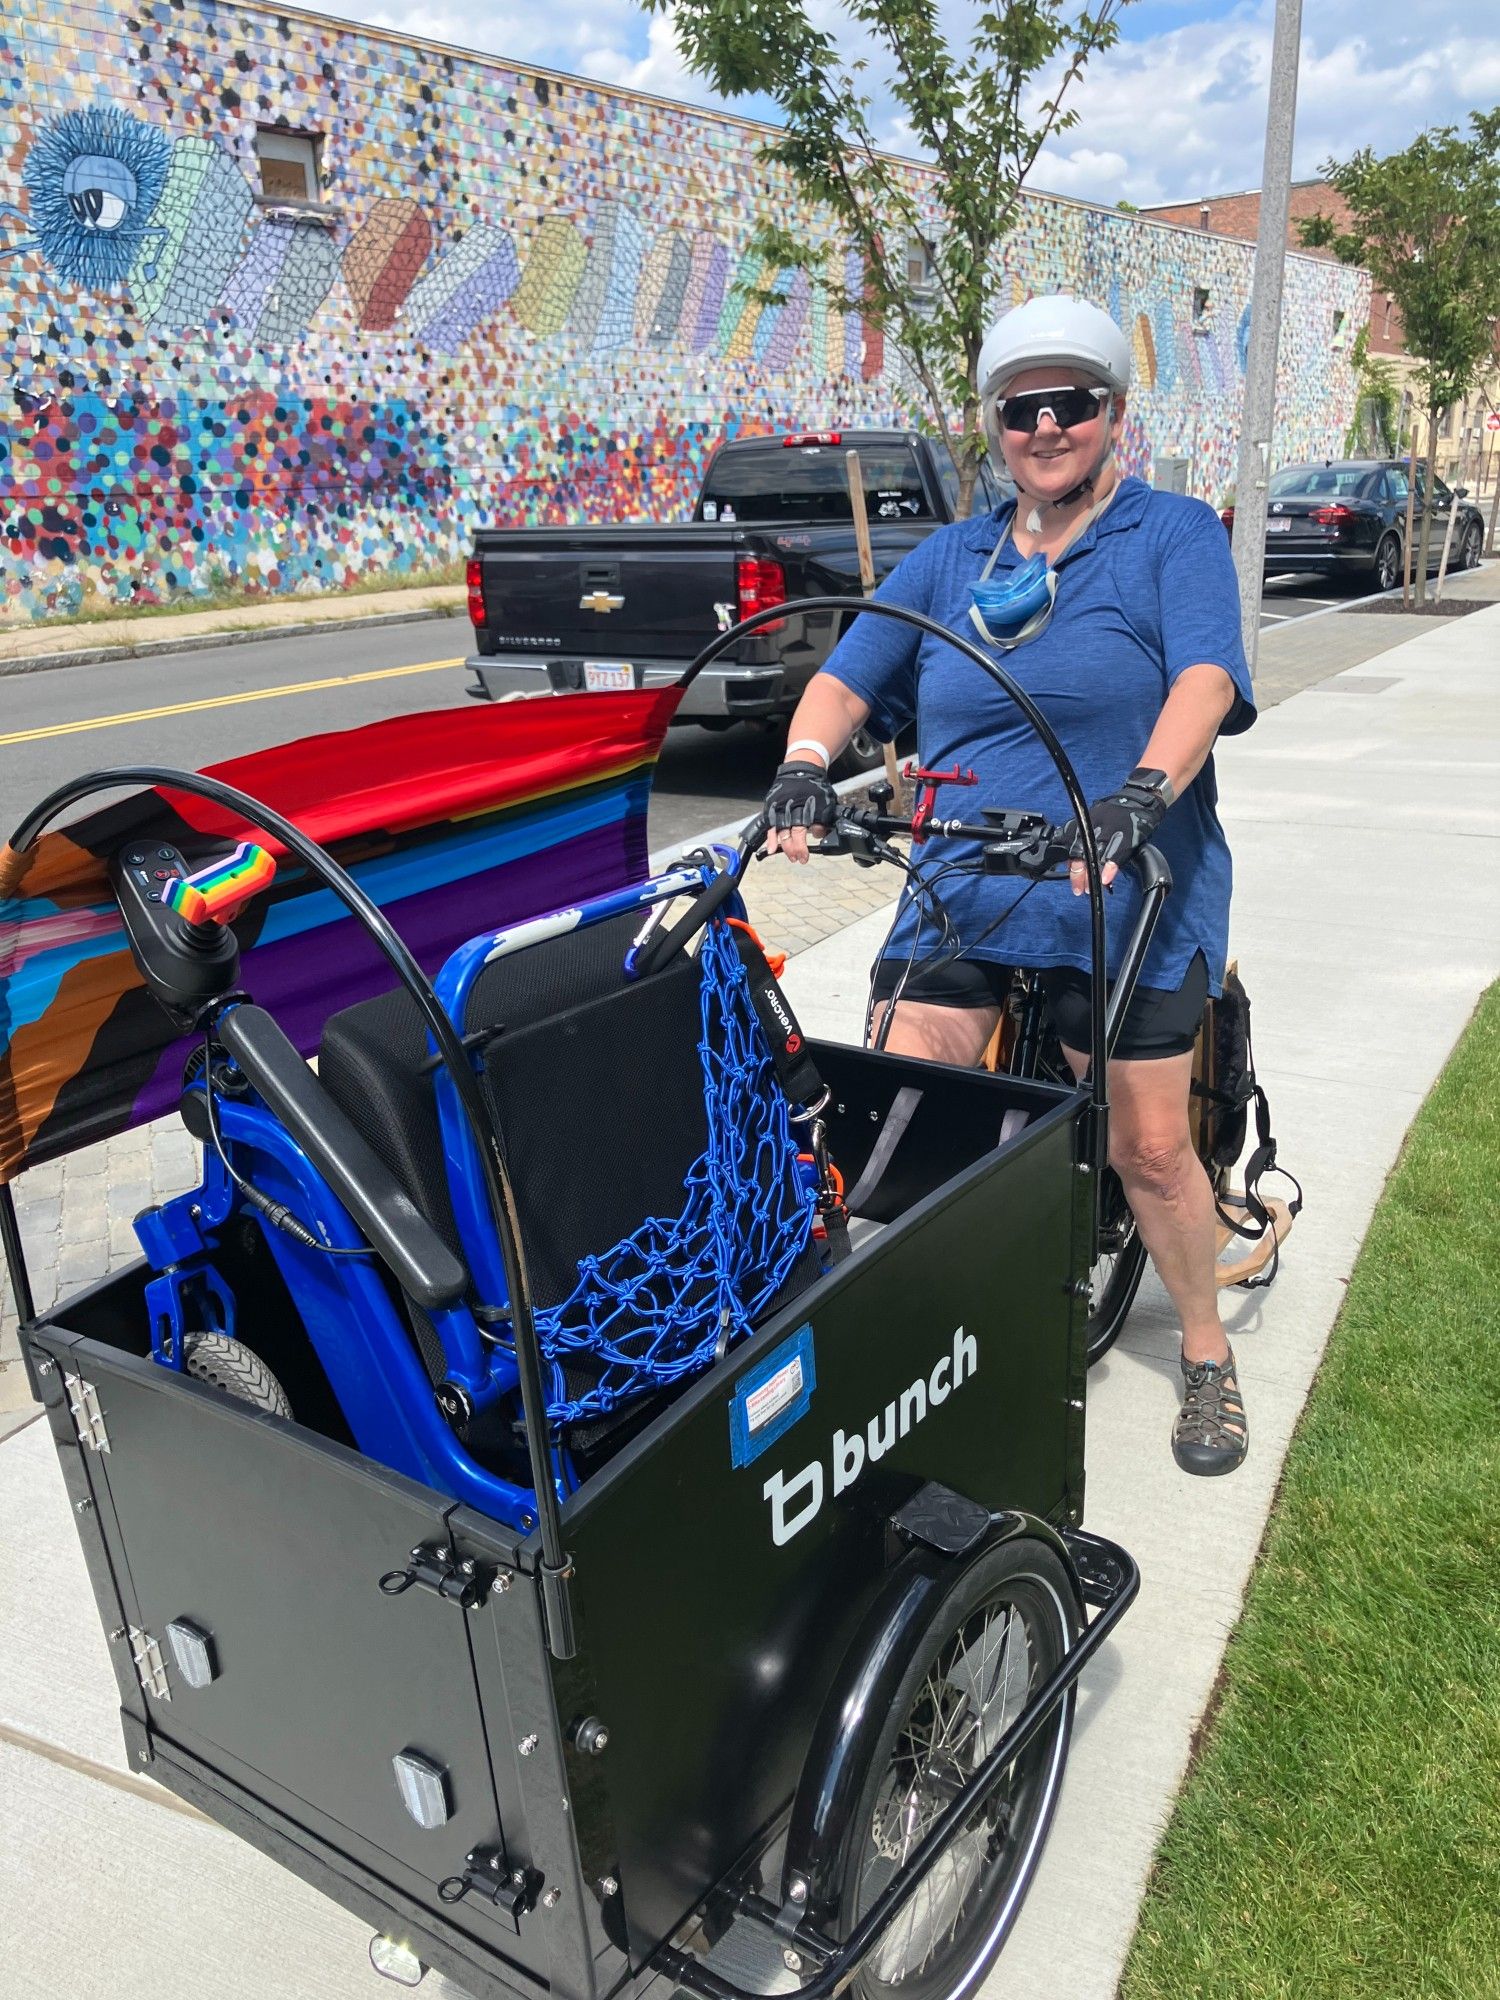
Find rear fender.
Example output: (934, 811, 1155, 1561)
(780, 1488, 1079, 1928)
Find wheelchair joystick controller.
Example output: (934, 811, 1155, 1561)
(111, 839, 276, 1028)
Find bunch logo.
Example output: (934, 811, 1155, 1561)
(762, 1324, 978, 1546)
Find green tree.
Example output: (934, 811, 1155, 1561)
(1301, 111, 1500, 601)
(1342, 324, 1402, 455)
(650, 0, 1133, 514)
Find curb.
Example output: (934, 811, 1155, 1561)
(0, 601, 469, 679)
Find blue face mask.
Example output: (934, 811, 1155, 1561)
(969, 550, 1058, 650)
(968, 483, 1115, 651)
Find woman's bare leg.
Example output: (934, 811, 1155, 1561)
(1061, 1043, 1228, 1364)
(870, 999, 1001, 1068)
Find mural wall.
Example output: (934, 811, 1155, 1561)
(0, 0, 1369, 624)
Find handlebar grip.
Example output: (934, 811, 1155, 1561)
(633, 817, 764, 977)
(1129, 843, 1172, 897)
(163, 841, 277, 927)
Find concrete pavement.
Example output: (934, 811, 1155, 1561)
(4, 592, 1499, 1998)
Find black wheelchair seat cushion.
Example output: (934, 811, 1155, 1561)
(318, 912, 821, 1455)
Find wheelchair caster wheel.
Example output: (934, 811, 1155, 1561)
(183, 1331, 293, 1419)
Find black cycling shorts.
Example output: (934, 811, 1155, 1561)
(869, 950, 1210, 1061)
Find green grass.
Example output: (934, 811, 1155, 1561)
(22, 559, 466, 630)
(1121, 982, 1500, 2000)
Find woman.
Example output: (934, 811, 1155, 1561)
(763, 294, 1257, 1476)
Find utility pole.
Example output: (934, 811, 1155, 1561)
(1230, 0, 1304, 677)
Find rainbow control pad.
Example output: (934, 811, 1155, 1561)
(163, 842, 277, 927)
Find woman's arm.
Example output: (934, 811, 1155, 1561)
(1068, 662, 1238, 894)
(765, 673, 873, 862)
(1136, 662, 1238, 796)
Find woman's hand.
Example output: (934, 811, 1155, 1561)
(764, 760, 841, 864)
(1063, 772, 1170, 895)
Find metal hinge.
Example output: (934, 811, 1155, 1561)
(128, 1627, 172, 1702)
(63, 1371, 110, 1452)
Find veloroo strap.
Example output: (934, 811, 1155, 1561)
(726, 921, 827, 1110)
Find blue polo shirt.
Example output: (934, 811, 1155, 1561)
(824, 476, 1256, 994)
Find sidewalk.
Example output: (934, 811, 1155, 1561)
(3, 594, 1499, 1998)
(0, 581, 467, 675)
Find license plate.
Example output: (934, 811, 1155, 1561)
(583, 662, 635, 692)
(1267, 518, 1293, 533)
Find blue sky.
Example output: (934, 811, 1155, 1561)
(312, 0, 1500, 209)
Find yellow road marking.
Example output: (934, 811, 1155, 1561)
(0, 657, 466, 749)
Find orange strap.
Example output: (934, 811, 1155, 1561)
(726, 916, 786, 979)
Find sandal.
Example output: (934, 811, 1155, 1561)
(1172, 1345, 1248, 1476)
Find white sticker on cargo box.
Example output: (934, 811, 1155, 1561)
(746, 1355, 803, 1433)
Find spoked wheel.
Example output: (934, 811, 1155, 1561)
(1085, 1169, 1149, 1367)
(1459, 523, 1483, 571)
(1373, 533, 1401, 593)
(835, 1540, 1080, 2000)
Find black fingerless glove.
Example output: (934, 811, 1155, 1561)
(765, 759, 839, 833)
(1064, 767, 1173, 870)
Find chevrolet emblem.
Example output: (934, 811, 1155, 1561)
(579, 590, 625, 614)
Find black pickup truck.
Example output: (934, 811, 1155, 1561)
(464, 430, 1006, 763)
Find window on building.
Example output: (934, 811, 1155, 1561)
(1191, 285, 1212, 332)
(905, 235, 937, 295)
(255, 128, 323, 203)
(1332, 308, 1347, 348)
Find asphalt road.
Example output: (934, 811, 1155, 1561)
(0, 571, 1392, 851)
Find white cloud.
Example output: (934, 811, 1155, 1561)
(295, 0, 1500, 210)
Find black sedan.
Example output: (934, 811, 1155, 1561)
(1221, 459, 1487, 589)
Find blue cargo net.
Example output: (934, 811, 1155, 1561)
(535, 917, 816, 1427)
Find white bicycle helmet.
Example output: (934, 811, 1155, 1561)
(977, 294, 1131, 402)
(977, 295, 1131, 522)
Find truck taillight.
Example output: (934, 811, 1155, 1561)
(736, 556, 787, 633)
(1219, 506, 1235, 533)
(1310, 504, 1357, 526)
(782, 431, 842, 447)
(466, 556, 486, 627)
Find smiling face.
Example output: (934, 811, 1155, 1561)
(995, 366, 1125, 507)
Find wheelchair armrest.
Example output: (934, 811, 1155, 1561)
(215, 1005, 469, 1311)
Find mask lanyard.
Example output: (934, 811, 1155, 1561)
(981, 480, 1118, 586)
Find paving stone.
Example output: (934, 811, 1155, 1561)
(55, 1240, 110, 1289)
(105, 1180, 156, 1226)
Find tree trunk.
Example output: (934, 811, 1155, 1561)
(1413, 408, 1441, 606)
(957, 458, 980, 518)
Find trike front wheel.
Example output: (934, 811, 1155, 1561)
(835, 1538, 1080, 2000)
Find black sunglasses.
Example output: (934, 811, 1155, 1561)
(998, 385, 1107, 434)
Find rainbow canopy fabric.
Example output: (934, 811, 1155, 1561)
(0, 687, 680, 1184)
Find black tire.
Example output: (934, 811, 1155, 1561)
(1372, 533, 1401, 593)
(834, 1538, 1081, 2000)
(183, 1331, 293, 1418)
(1085, 1172, 1149, 1366)
(1458, 522, 1483, 572)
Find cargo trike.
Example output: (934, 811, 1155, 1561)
(0, 601, 1159, 2000)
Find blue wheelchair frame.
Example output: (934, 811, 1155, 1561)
(134, 853, 742, 1535)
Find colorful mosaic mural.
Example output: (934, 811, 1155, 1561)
(0, 0, 1368, 623)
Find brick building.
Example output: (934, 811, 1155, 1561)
(1141, 182, 1405, 354)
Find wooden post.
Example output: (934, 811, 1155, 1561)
(844, 449, 903, 795)
(1487, 420, 1500, 556)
